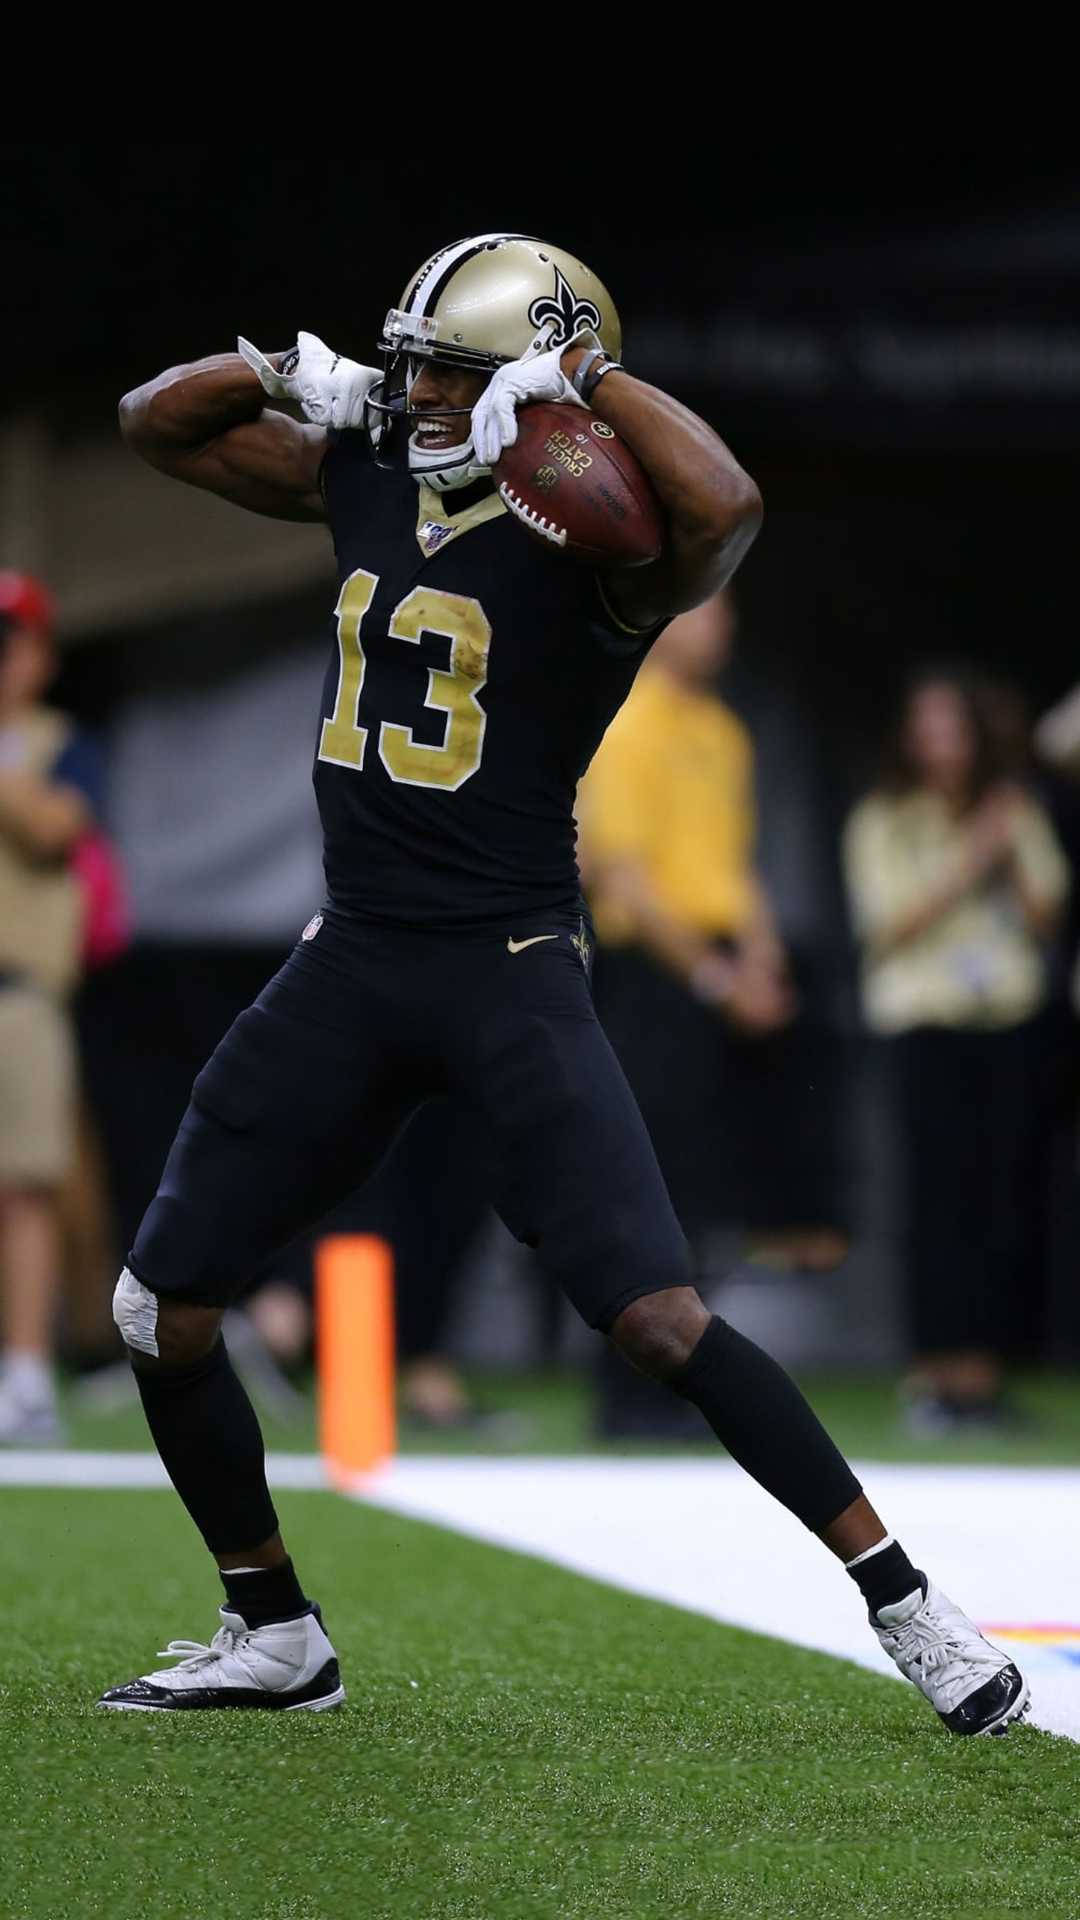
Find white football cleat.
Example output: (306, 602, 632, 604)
(872, 1580, 1029, 1736)
(98, 1606, 345, 1712)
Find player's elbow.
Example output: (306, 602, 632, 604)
(736, 473, 764, 536)
(706, 469, 763, 550)
(677, 465, 763, 565)
(118, 385, 155, 453)
(119, 379, 180, 463)
(676, 473, 762, 592)
(708, 475, 763, 590)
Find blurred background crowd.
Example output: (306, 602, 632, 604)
(3, 150, 1080, 1447)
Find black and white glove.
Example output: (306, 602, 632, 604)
(237, 330, 379, 432)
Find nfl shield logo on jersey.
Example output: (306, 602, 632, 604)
(418, 520, 457, 558)
(301, 912, 324, 943)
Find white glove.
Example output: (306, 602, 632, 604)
(237, 330, 379, 431)
(471, 341, 587, 466)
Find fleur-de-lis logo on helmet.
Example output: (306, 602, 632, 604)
(528, 266, 603, 347)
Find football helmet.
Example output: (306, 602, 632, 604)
(365, 233, 621, 492)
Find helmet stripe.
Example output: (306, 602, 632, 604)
(408, 233, 538, 320)
(402, 241, 457, 316)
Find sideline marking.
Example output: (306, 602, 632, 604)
(4, 1451, 1077, 1740)
(357, 1456, 1080, 1744)
(0, 1450, 329, 1490)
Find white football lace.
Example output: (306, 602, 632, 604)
(155, 1626, 244, 1671)
(497, 483, 568, 547)
(887, 1617, 1001, 1685)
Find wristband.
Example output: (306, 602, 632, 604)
(572, 350, 625, 406)
(570, 348, 605, 398)
(581, 357, 623, 404)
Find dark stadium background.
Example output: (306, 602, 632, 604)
(4, 147, 1080, 1356)
(6, 147, 1078, 741)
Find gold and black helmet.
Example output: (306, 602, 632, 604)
(364, 233, 621, 482)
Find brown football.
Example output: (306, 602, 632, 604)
(492, 402, 664, 567)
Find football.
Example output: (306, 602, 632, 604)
(493, 402, 664, 567)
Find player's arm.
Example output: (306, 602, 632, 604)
(118, 353, 328, 523)
(560, 347, 763, 627)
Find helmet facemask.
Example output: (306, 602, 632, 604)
(364, 309, 501, 493)
(364, 237, 622, 491)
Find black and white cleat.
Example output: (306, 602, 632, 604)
(98, 1606, 345, 1712)
(872, 1581, 1030, 1736)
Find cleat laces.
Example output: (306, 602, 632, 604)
(886, 1615, 1002, 1693)
(155, 1625, 253, 1674)
(871, 1581, 1026, 1731)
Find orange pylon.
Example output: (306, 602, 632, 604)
(315, 1234, 396, 1484)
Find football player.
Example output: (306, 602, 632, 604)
(101, 235, 1026, 1735)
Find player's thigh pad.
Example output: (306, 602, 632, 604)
(130, 994, 413, 1307)
(476, 1006, 693, 1331)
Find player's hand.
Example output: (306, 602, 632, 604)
(237, 331, 379, 431)
(471, 342, 585, 466)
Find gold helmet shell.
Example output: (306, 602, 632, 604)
(380, 233, 622, 371)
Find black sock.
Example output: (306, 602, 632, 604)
(220, 1557, 311, 1630)
(133, 1336, 279, 1555)
(671, 1315, 863, 1533)
(846, 1538, 926, 1617)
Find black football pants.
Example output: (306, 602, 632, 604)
(129, 905, 693, 1332)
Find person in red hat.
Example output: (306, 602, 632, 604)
(0, 571, 105, 1442)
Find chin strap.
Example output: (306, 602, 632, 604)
(408, 433, 491, 493)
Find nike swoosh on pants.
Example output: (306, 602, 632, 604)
(506, 935, 558, 955)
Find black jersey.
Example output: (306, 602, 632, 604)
(316, 432, 657, 928)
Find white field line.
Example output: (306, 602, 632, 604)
(357, 1456, 1080, 1744)
(3, 1450, 1077, 1740)
(0, 1449, 330, 1490)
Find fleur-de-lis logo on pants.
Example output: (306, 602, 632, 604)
(528, 266, 602, 346)
(571, 916, 592, 972)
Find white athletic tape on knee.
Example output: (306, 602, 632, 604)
(112, 1266, 160, 1357)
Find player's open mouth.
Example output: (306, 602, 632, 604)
(415, 419, 461, 449)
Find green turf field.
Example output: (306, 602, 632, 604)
(2, 1486, 1079, 1920)
(60, 1363, 1080, 1465)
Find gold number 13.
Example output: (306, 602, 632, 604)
(318, 568, 492, 792)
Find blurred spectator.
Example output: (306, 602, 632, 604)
(1035, 683, 1080, 784)
(580, 589, 846, 1257)
(1035, 680, 1080, 1014)
(0, 572, 104, 1442)
(579, 591, 847, 1436)
(1032, 679, 1080, 1360)
(843, 669, 1069, 1430)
